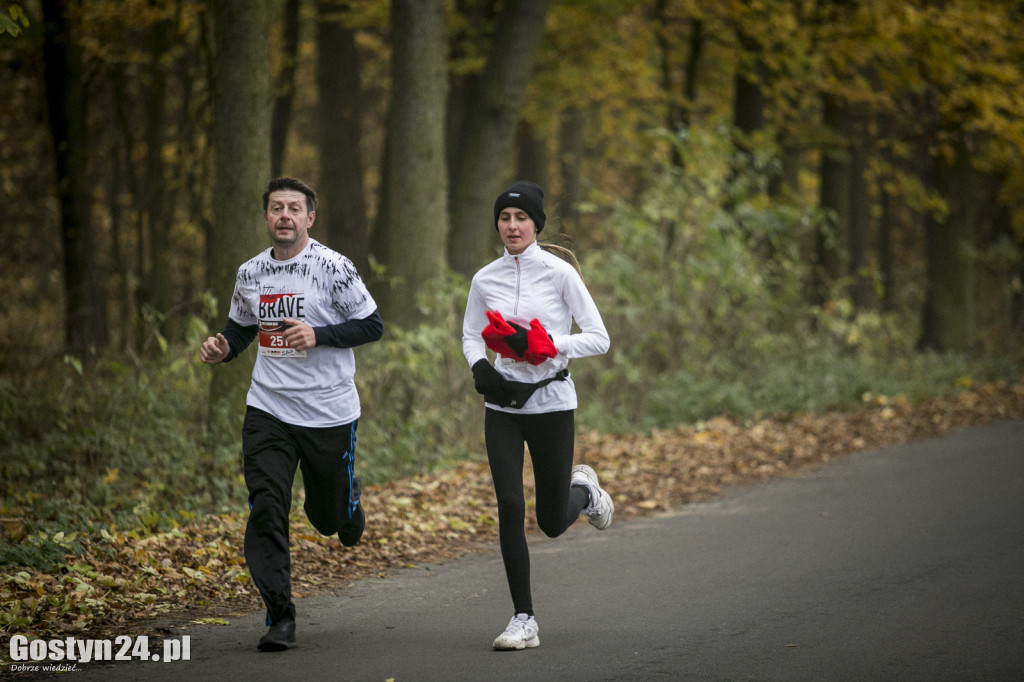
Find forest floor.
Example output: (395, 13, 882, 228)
(2, 379, 1023, 651)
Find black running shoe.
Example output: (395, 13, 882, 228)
(338, 477, 365, 547)
(257, 619, 296, 652)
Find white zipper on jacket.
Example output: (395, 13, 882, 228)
(513, 255, 522, 317)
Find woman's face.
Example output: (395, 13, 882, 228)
(497, 207, 537, 255)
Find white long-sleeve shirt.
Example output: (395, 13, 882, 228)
(462, 241, 610, 414)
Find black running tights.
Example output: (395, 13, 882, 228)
(484, 408, 590, 616)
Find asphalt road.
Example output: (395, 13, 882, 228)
(27, 420, 1024, 681)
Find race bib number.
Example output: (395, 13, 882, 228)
(257, 292, 307, 358)
(258, 321, 306, 358)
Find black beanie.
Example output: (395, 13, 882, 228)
(493, 181, 546, 234)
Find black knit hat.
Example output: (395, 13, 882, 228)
(493, 181, 546, 234)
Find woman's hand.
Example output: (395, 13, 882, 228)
(524, 319, 557, 364)
(472, 359, 504, 396)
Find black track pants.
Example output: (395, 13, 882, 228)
(485, 408, 590, 616)
(241, 407, 359, 624)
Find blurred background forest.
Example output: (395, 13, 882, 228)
(1, 0, 1023, 562)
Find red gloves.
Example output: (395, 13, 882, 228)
(524, 319, 557, 364)
(482, 310, 519, 359)
(482, 311, 557, 365)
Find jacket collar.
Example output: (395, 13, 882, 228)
(503, 241, 542, 262)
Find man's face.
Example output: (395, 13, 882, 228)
(264, 190, 314, 254)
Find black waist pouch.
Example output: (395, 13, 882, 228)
(485, 369, 569, 409)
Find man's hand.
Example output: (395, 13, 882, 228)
(282, 318, 316, 352)
(200, 333, 230, 364)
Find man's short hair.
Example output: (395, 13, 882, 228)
(263, 177, 317, 214)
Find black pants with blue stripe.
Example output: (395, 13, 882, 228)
(241, 406, 359, 624)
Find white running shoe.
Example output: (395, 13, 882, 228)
(492, 613, 540, 650)
(572, 464, 614, 530)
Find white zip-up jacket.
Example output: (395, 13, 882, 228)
(462, 241, 610, 414)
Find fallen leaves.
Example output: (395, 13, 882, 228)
(1, 380, 1021, 646)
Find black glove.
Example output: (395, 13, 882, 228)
(506, 322, 528, 358)
(471, 359, 503, 396)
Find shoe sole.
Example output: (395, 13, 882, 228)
(257, 639, 297, 652)
(572, 464, 614, 530)
(338, 503, 365, 547)
(492, 635, 540, 650)
(590, 488, 614, 530)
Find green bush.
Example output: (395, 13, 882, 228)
(0, 345, 244, 528)
(570, 128, 1021, 431)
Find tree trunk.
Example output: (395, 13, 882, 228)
(847, 101, 871, 309)
(655, 0, 703, 169)
(208, 0, 273, 412)
(682, 19, 703, 124)
(271, 0, 301, 176)
(813, 93, 849, 306)
(317, 0, 370, 276)
(42, 0, 108, 362)
(110, 140, 134, 351)
(976, 172, 1016, 354)
(447, 0, 552, 276)
(110, 64, 144, 352)
(733, 61, 767, 139)
(375, 0, 448, 324)
(143, 15, 176, 343)
(558, 107, 585, 235)
(919, 132, 976, 352)
(731, 50, 776, 259)
(515, 119, 549, 200)
(878, 188, 895, 312)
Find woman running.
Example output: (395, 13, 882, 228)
(462, 180, 614, 651)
